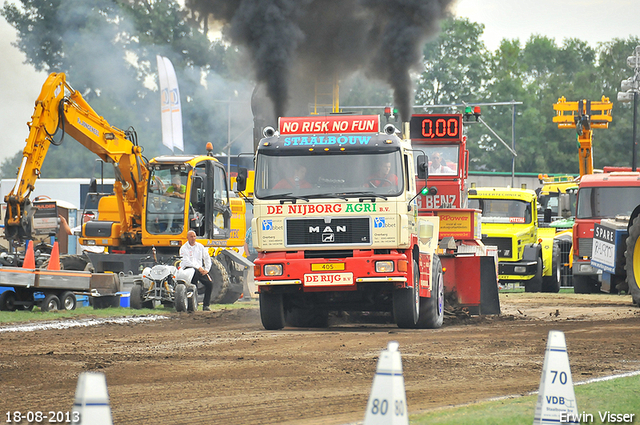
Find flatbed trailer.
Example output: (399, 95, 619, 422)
(0, 266, 120, 311)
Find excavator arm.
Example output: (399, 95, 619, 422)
(4, 72, 149, 243)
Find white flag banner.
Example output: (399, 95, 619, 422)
(156, 55, 173, 152)
(163, 56, 184, 152)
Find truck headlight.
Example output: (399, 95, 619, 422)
(375, 261, 394, 273)
(514, 266, 527, 273)
(264, 264, 283, 276)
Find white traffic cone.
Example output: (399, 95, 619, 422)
(364, 341, 409, 425)
(71, 372, 113, 425)
(533, 330, 579, 424)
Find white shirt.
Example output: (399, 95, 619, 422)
(179, 241, 212, 272)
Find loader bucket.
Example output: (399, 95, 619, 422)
(440, 255, 500, 315)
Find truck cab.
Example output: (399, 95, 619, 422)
(251, 115, 444, 330)
(468, 187, 560, 292)
(573, 172, 640, 293)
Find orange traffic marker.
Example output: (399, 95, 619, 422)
(47, 241, 61, 271)
(23, 241, 36, 269)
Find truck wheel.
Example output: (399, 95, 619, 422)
(573, 275, 599, 294)
(59, 291, 77, 310)
(393, 262, 420, 328)
(130, 284, 144, 309)
(542, 243, 561, 293)
(41, 294, 60, 312)
(625, 215, 640, 305)
(414, 256, 444, 329)
(525, 257, 543, 293)
(175, 284, 188, 312)
(260, 291, 285, 330)
(0, 290, 17, 311)
(187, 284, 198, 312)
(209, 257, 231, 304)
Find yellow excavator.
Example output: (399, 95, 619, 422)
(4, 72, 250, 303)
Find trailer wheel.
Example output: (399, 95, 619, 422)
(625, 215, 640, 305)
(393, 264, 420, 328)
(414, 256, 444, 329)
(542, 243, 561, 293)
(175, 284, 188, 312)
(525, 257, 543, 292)
(130, 284, 144, 309)
(59, 291, 77, 310)
(260, 291, 285, 330)
(41, 294, 60, 312)
(0, 290, 17, 311)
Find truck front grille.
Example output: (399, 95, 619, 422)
(578, 238, 593, 257)
(482, 237, 513, 258)
(286, 218, 371, 247)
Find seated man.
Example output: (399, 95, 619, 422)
(429, 153, 455, 174)
(367, 161, 398, 188)
(274, 165, 312, 189)
(166, 175, 186, 198)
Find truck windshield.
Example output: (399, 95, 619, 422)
(576, 186, 640, 219)
(468, 198, 532, 224)
(538, 191, 576, 218)
(254, 150, 404, 199)
(146, 168, 187, 235)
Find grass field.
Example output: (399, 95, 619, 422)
(0, 301, 257, 324)
(410, 374, 640, 424)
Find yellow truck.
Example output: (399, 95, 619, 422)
(468, 187, 560, 292)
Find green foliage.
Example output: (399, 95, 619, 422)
(0, 0, 255, 179)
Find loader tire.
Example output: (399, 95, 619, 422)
(542, 243, 561, 293)
(209, 257, 231, 304)
(413, 256, 444, 329)
(625, 215, 640, 305)
(259, 291, 285, 330)
(41, 254, 88, 271)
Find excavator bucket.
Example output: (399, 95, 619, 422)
(441, 255, 500, 315)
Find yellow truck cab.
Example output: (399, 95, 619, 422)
(468, 187, 560, 293)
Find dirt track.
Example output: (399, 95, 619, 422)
(1, 293, 639, 425)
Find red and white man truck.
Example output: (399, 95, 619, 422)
(246, 113, 499, 330)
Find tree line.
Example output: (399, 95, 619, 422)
(1, 0, 638, 180)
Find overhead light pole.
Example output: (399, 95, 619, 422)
(617, 45, 640, 171)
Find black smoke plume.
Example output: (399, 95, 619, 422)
(186, 0, 454, 122)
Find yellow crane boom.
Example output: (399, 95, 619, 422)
(553, 96, 612, 177)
